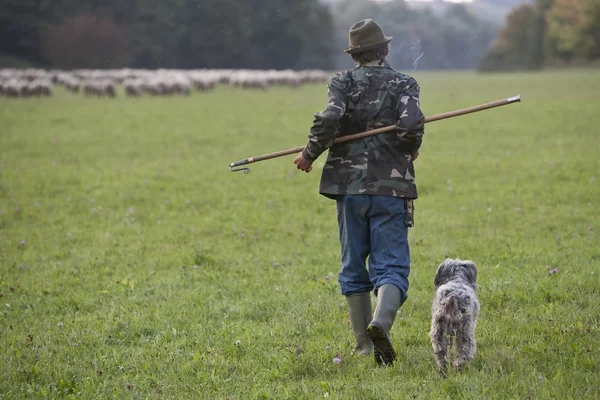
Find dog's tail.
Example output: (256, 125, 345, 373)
(442, 295, 459, 316)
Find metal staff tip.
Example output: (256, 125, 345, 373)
(229, 159, 251, 174)
(507, 94, 521, 103)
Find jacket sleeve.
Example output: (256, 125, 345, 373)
(395, 77, 425, 153)
(301, 73, 349, 162)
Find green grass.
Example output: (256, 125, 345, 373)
(1, 70, 599, 399)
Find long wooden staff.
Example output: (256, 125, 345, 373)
(229, 95, 521, 173)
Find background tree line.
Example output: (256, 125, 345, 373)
(1, 0, 597, 71)
(0, 0, 334, 70)
(0, 0, 503, 71)
(478, 0, 600, 71)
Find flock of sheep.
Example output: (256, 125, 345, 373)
(0, 68, 330, 99)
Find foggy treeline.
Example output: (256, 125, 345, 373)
(329, 0, 498, 71)
(0, 0, 598, 72)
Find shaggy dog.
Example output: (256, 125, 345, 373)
(429, 258, 480, 376)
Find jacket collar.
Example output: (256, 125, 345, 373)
(357, 59, 392, 68)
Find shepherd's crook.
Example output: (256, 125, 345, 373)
(228, 95, 521, 173)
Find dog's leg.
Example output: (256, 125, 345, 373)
(430, 317, 448, 377)
(453, 319, 476, 371)
(447, 329, 455, 367)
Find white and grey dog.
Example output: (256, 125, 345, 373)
(429, 258, 480, 376)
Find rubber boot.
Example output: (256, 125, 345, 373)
(345, 292, 374, 356)
(367, 284, 402, 366)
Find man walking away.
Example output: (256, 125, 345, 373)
(293, 19, 425, 366)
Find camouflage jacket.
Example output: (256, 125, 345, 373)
(302, 60, 425, 200)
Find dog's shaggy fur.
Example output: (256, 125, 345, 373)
(430, 258, 480, 376)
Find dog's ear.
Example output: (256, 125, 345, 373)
(461, 260, 478, 285)
(434, 259, 453, 289)
(433, 268, 442, 289)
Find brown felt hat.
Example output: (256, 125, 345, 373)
(344, 19, 392, 54)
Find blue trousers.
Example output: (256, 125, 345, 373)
(336, 195, 410, 304)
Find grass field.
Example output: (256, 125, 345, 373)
(1, 70, 599, 399)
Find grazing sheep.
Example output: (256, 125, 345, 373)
(230, 71, 269, 90)
(0, 67, 332, 99)
(83, 81, 99, 97)
(27, 79, 53, 97)
(104, 81, 117, 97)
(65, 78, 81, 94)
(123, 79, 142, 97)
(83, 80, 116, 97)
(3, 79, 25, 97)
